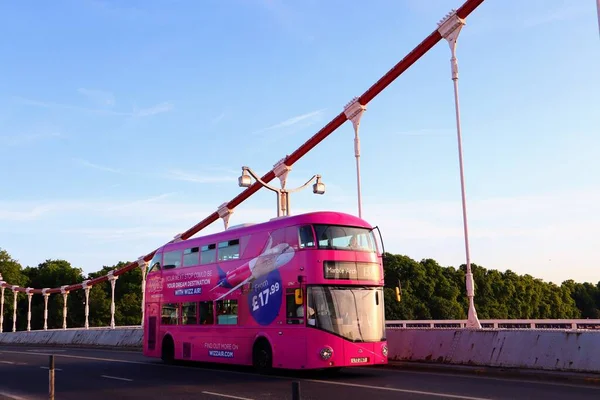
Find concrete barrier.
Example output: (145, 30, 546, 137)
(0, 328, 143, 349)
(2, 327, 600, 374)
(387, 328, 600, 374)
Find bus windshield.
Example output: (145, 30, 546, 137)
(313, 224, 377, 252)
(306, 286, 386, 342)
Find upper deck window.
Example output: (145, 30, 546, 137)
(313, 224, 377, 252)
(183, 247, 199, 267)
(201, 244, 216, 264)
(148, 252, 162, 273)
(218, 239, 240, 261)
(298, 225, 315, 248)
(163, 250, 182, 269)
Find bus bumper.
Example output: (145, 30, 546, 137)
(308, 338, 388, 369)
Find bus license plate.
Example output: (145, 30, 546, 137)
(350, 357, 368, 363)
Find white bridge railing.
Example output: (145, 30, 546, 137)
(7, 320, 600, 334)
(386, 319, 600, 330)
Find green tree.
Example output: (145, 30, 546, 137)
(89, 262, 142, 326)
(0, 249, 27, 332)
(2, 246, 599, 326)
(21, 259, 86, 330)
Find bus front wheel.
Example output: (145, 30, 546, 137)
(252, 338, 272, 373)
(161, 335, 175, 364)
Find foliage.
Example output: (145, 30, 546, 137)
(1, 247, 599, 330)
(381, 253, 584, 320)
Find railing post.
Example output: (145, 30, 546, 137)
(60, 286, 69, 330)
(138, 258, 147, 328)
(42, 289, 50, 330)
(26, 288, 33, 332)
(108, 270, 119, 329)
(12, 287, 18, 332)
(82, 280, 91, 329)
(0, 280, 5, 333)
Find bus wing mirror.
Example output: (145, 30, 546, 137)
(295, 289, 303, 305)
(372, 226, 385, 255)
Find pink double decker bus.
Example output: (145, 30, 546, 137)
(142, 211, 388, 371)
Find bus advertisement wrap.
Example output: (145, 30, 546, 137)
(143, 212, 388, 371)
(248, 269, 283, 326)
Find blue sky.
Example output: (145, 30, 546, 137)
(0, 0, 598, 286)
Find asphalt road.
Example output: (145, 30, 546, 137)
(0, 345, 598, 400)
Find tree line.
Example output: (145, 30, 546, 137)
(1, 248, 599, 332)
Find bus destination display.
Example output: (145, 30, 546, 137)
(323, 261, 381, 281)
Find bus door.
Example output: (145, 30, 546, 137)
(144, 302, 160, 357)
(280, 286, 307, 368)
(143, 251, 163, 357)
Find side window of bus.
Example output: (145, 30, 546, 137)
(216, 299, 238, 325)
(218, 239, 240, 261)
(200, 244, 216, 264)
(286, 288, 304, 324)
(163, 250, 182, 270)
(199, 301, 214, 325)
(149, 253, 162, 273)
(298, 225, 315, 249)
(183, 247, 199, 267)
(182, 302, 197, 325)
(161, 303, 179, 325)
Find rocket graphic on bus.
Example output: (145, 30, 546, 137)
(211, 235, 295, 301)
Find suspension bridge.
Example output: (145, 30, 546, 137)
(1, 0, 600, 398)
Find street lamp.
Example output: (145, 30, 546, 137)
(238, 164, 325, 217)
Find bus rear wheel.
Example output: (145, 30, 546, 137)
(161, 335, 175, 364)
(252, 339, 272, 373)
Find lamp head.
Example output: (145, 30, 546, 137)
(312, 175, 325, 195)
(238, 167, 252, 188)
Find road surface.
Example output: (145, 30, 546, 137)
(0, 345, 598, 399)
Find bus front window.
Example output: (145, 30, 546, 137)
(307, 286, 385, 342)
(313, 225, 377, 252)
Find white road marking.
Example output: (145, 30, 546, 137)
(357, 366, 600, 390)
(0, 391, 28, 400)
(0, 349, 598, 393)
(201, 391, 254, 400)
(306, 379, 491, 399)
(27, 349, 65, 353)
(0, 361, 15, 364)
(101, 375, 133, 382)
(40, 366, 62, 371)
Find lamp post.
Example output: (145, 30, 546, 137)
(438, 9, 481, 329)
(343, 97, 367, 219)
(597, 0, 600, 38)
(238, 163, 325, 217)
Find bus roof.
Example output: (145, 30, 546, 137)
(161, 211, 373, 252)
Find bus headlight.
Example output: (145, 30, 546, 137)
(381, 344, 388, 357)
(319, 346, 333, 360)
